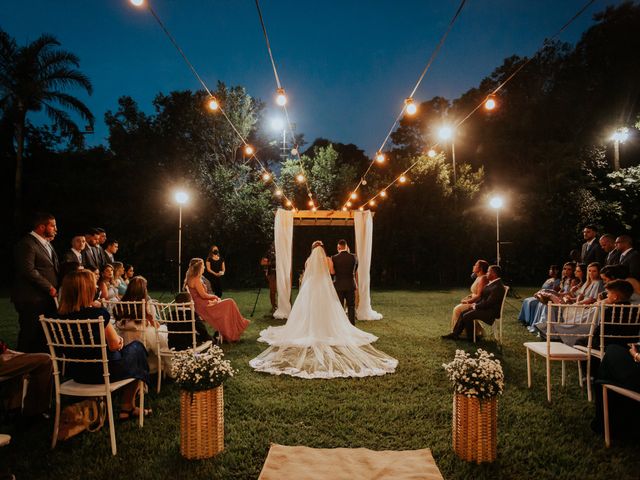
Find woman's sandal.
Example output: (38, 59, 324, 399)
(118, 407, 153, 421)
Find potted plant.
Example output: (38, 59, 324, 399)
(171, 345, 235, 459)
(443, 349, 504, 463)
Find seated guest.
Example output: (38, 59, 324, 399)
(451, 260, 489, 330)
(167, 292, 213, 351)
(115, 276, 170, 373)
(562, 262, 604, 305)
(97, 264, 119, 303)
(442, 265, 505, 341)
(0, 340, 52, 419)
(615, 235, 640, 280)
(600, 234, 620, 266)
(589, 280, 638, 350)
(112, 262, 128, 297)
(522, 263, 578, 329)
(599, 265, 640, 303)
(518, 265, 561, 325)
(591, 343, 640, 439)
(122, 264, 134, 288)
(57, 270, 150, 420)
(185, 258, 250, 342)
(62, 234, 85, 266)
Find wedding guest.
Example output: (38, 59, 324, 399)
(518, 265, 561, 325)
(0, 340, 52, 419)
(442, 265, 506, 341)
(96, 227, 109, 268)
(581, 225, 605, 265)
(522, 263, 578, 328)
(205, 245, 225, 298)
(104, 239, 119, 264)
(615, 235, 640, 280)
(599, 234, 620, 266)
(123, 264, 135, 284)
(11, 212, 59, 353)
(62, 234, 86, 266)
(260, 244, 277, 313)
(116, 276, 170, 373)
(600, 265, 640, 303)
(563, 262, 604, 305)
(185, 258, 249, 342)
(167, 292, 213, 350)
(98, 264, 119, 302)
(82, 228, 101, 273)
(451, 260, 489, 330)
(57, 270, 151, 420)
(112, 262, 127, 297)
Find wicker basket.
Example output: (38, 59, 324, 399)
(452, 393, 497, 463)
(180, 386, 224, 459)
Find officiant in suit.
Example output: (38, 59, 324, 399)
(331, 239, 358, 325)
(443, 265, 505, 341)
(11, 212, 60, 353)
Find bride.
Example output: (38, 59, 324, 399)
(249, 241, 397, 379)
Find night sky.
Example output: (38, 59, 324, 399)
(3, 0, 617, 155)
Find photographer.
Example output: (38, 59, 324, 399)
(260, 245, 277, 313)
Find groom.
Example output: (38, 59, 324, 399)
(332, 239, 358, 325)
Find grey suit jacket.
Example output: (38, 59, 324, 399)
(11, 234, 59, 304)
(620, 249, 640, 280)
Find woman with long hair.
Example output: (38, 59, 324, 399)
(205, 245, 225, 297)
(97, 264, 119, 302)
(57, 270, 150, 420)
(112, 261, 127, 297)
(184, 258, 249, 342)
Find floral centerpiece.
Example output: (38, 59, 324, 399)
(171, 345, 235, 391)
(172, 345, 235, 459)
(443, 349, 504, 463)
(443, 349, 504, 399)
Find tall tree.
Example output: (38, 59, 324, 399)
(0, 29, 94, 223)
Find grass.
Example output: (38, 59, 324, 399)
(1, 288, 639, 479)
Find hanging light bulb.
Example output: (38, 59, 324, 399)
(207, 98, 219, 111)
(308, 192, 313, 198)
(291, 146, 299, 156)
(346, 201, 352, 207)
(244, 145, 254, 156)
(369, 199, 376, 206)
(399, 175, 407, 183)
(274, 189, 282, 197)
(311, 206, 317, 212)
(308, 200, 314, 207)
(130, 0, 145, 6)
(375, 151, 385, 163)
(350, 192, 357, 200)
(380, 190, 387, 198)
(358, 206, 364, 211)
(404, 98, 417, 116)
(427, 149, 437, 158)
(296, 173, 305, 183)
(262, 172, 271, 182)
(342, 207, 348, 212)
(362, 178, 367, 186)
(285, 200, 292, 207)
(276, 88, 287, 106)
(484, 95, 497, 111)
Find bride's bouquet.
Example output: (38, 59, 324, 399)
(443, 349, 504, 399)
(171, 345, 235, 392)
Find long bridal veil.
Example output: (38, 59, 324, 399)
(249, 245, 397, 379)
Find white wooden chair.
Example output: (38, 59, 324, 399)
(154, 301, 212, 393)
(524, 303, 599, 403)
(603, 383, 640, 447)
(473, 286, 509, 344)
(40, 315, 144, 456)
(574, 304, 640, 360)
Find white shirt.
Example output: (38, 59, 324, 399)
(71, 248, 83, 263)
(30, 231, 53, 258)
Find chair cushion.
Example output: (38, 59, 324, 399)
(524, 341, 588, 359)
(60, 378, 136, 396)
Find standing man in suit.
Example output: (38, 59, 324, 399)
(331, 239, 358, 325)
(581, 225, 605, 265)
(104, 239, 119, 264)
(616, 235, 640, 280)
(82, 228, 101, 272)
(96, 227, 109, 269)
(442, 265, 506, 341)
(11, 212, 60, 353)
(62, 234, 86, 266)
(599, 233, 620, 266)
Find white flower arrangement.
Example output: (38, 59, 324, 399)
(443, 349, 504, 399)
(171, 345, 236, 392)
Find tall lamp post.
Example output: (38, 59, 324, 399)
(610, 127, 629, 170)
(174, 191, 189, 291)
(489, 196, 504, 266)
(438, 126, 456, 183)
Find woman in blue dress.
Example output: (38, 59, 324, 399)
(518, 265, 561, 326)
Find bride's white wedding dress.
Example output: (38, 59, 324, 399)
(249, 246, 398, 379)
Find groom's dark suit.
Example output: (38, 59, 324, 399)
(332, 250, 358, 325)
(453, 278, 505, 338)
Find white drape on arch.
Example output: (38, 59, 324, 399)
(354, 210, 383, 320)
(274, 208, 294, 319)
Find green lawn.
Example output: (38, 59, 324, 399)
(1, 289, 638, 480)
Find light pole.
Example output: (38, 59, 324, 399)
(174, 191, 189, 291)
(489, 196, 504, 266)
(610, 127, 629, 170)
(438, 126, 456, 183)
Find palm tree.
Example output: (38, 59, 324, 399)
(0, 29, 94, 221)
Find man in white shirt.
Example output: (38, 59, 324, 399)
(62, 235, 86, 266)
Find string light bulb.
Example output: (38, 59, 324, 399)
(369, 199, 376, 206)
(362, 179, 367, 186)
(350, 192, 357, 200)
(427, 149, 437, 158)
(285, 200, 292, 207)
(296, 173, 305, 183)
(484, 95, 497, 111)
(262, 172, 271, 182)
(276, 88, 287, 106)
(275, 189, 282, 197)
(308, 200, 314, 207)
(291, 146, 299, 156)
(380, 190, 387, 198)
(342, 207, 348, 212)
(130, 0, 145, 6)
(244, 145, 254, 156)
(375, 151, 385, 163)
(311, 206, 317, 212)
(207, 98, 219, 111)
(399, 175, 407, 183)
(346, 201, 352, 207)
(404, 98, 417, 116)
(359, 206, 364, 211)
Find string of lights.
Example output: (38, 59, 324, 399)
(253, 0, 319, 210)
(355, 0, 599, 211)
(341, 0, 468, 209)
(129, 0, 297, 208)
